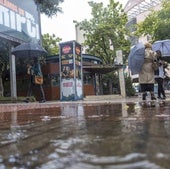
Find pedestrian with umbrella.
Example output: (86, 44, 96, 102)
(12, 42, 47, 103)
(24, 57, 46, 103)
(154, 50, 168, 100)
(139, 42, 158, 101)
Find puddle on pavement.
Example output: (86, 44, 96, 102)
(0, 102, 170, 169)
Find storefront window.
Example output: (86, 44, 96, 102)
(48, 73, 60, 87)
(83, 73, 93, 84)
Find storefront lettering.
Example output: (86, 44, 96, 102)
(0, 4, 39, 39)
(0, 0, 18, 13)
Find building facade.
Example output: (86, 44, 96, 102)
(15, 54, 120, 101)
(124, 0, 162, 45)
(0, 0, 41, 98)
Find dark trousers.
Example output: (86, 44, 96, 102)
(155, 78, 166, 98)
(140, 83, 154, 92)
(27, 82, 45, 101)
(140, 83, 155, 100)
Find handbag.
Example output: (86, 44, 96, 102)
(152, 59, 159, 71)
(34, 75, 43, 85)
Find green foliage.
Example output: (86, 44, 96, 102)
(74, 0, 130, 64)
(135, 1, 170, 42)
(102, 72, 119, 86)
(125, 76, 135, 96)
(34, 0, 64, 17)
(102, 72, 120, 94)
(102, 73, 135, 96)
(42, 33, 62, 55)
(0, 39, 10, 76)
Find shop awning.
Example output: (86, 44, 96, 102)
(83, 64, 123, 74)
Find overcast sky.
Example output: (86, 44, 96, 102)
(40, 0, 128, 42)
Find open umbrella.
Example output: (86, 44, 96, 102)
(152, 39, 170, 57)
(128, 42, 145, 75)
(11, 42, 48, 58)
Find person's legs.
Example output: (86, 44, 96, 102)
(140, 84, 147, 100)
(27, 83, 33, 97)
(159, 78, 166, 99)
(24, 82, 34, 102)
(148, 84, 156, 100)
(156, 78, 162, 98)
(39, 85, 46, 103)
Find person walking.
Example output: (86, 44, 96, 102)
(139, 42, 158, 101)
(155, 50, 168, 100)
(24, 58, 46, 103)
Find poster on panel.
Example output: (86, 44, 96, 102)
(60, 41, 75, 101)
(74, 41, 83, 99)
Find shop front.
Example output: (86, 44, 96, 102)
(0, 0, 41, 98)
(16, 53, 120, 101)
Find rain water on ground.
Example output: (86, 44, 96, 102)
(0, 101, 170, 169)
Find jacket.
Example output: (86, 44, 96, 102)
(155, 59, 167, 79)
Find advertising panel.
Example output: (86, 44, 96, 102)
(75, 42, 83, 98)
(59, 41, 83, 101)
(0, 0, 40, 42)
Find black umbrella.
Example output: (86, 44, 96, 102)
(11, 42, 48, 58)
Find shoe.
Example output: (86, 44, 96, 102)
(157, 97, 161, 99)
(142, 93, 146, 100)
(39, 100, 46, 103)
(150, 101, 156, 107)
(162, 97, 166, 100)
(151, 97, 156, 100)
(23, 98, 29, 103)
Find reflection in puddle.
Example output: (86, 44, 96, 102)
(0, 102, 170, 168)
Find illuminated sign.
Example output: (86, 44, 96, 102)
(0, 0, 40, 42)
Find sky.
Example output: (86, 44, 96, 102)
(40, 0, 128, 42)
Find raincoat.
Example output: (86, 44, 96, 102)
(139, 48, 157, 84)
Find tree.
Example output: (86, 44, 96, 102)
(125, 75, 135, 96)
(135, 1, 170, 42)
(42, 33, 62, 55)
(74, 0, 130, 94)
(34, 0, 64, 17)
(74, 0, 130, 65)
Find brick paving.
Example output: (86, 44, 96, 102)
(0, 95, 169, 113)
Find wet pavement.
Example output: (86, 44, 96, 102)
(0, 97, 170, 169)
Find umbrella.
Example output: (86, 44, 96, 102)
(152, 39, 170, 57)
(11, 42, 48, 58)
(128, 42, 145, 75)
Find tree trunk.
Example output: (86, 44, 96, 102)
(109, 79, 112, 94)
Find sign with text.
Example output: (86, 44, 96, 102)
(59, 41, 83, 101)
(0, 0, 40, 42)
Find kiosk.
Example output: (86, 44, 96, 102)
(59, 41, 83, 101)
